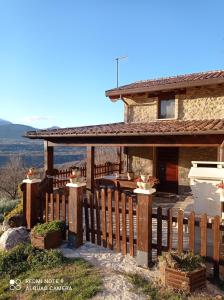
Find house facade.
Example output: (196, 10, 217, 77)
(106, 71, 224, 194)
(26, 70, 224, 195)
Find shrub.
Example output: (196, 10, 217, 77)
(0, 198, 19, 215)
(161, 251, 205, 272)
(0, 243, 65, 278)
(4, 200, 23, 221)
(32, 220, 66, 237)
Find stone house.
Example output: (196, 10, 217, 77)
(106, 70, 224, 194)
(26, 70, 224, 195)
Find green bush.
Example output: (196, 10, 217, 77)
(32, 220, 66, 237)
(0, 243, 65, 278)
(4, 200, 23, 221)
(161, 251, 205, 272)
(27, 247, 65, 270)
(0, 198, 19, 215)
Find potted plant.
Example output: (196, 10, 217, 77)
(69, 168, 82, 183)
(26, 168, 38, 180)
(135, 176, 159, 190)
(31, 220, 66, 249)
(160, 251, 206, 292)
(135, 177, 143, 188)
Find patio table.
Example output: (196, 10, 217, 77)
(101, 174, 137, 190)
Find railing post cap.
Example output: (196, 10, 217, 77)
(66, 182, 86, 188)
(23, 179, 41, 184)
(134, 188, 156, 195)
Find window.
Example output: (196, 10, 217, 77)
(158, 99, 175, 119)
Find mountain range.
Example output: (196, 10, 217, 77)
(0, 119, 36, 139)
(0, 118, 59, 139)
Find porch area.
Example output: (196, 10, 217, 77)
(22, 119, 224, 280)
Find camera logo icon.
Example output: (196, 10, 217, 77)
(9, 279, 21, 290)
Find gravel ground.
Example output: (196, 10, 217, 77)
(59, 242, 224, 300)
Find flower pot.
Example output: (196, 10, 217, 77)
(31, 231, 63, 249)
(140, 174, 149, 182)
(165, 267, 206, 292)
(136, 182, 142, 188)
(70, 177, 78, 183)
(141, 182, 153, 190)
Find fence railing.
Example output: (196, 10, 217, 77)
(53, 161, 122, 188)
(22, 181, 224, 279)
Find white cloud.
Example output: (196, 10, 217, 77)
(19, 116, 55, 124)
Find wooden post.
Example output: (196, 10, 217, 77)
(86, 146, 95, 193)
(119, 146, 122, 174)
(67, 183, 85, 248)
(44, 141, 54, 174)
(217, 141, 224, 162)
(135, 189, 154, 267)
(23, 179, 41, 229)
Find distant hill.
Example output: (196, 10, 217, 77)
(0, 124, 37, 139)
(0, 118, 12, 125)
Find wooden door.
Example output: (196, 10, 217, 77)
(156, 147, 179, 194)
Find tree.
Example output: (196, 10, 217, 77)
(0, 156, 26, 200)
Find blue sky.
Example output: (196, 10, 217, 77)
(0, 0, 223, 129)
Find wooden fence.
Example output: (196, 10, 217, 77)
(53, 161, 121, 188)
(40, 187, 224, 279)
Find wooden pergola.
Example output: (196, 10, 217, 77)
(25, 130, 224, 193)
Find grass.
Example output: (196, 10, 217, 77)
(125, 273, 209, 300)
(0, 244, 102, 300)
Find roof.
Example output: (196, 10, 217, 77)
(106, 70, 224, 98)
(25, 119, 224, 139)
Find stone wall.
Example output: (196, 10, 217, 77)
(127, 146, 217, 194)
(178, 147, 217, 194)
(127, 147, 154, 176)
(178, 85, 224, 120)
(124, 84, 224, 123)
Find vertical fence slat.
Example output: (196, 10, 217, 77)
(108, 189, 113, 250)
(200, 213, 207, 257)
(122, 193, 127, 255)
(167, 208, 172, 250)
(90, 193, 95, 244)
(157, 206, 162, 256)
(95, 190, 101, 246)
(115, 190, 120, 252)
(45, 193, 49, 222)
(61, 195, 66, 222)
(213, 215, 220, 279)
(101, 189, 107, 248)
(177, 210, 183, 254)
(50, 193, 54, 221)
(84, 198, 90, 241)
(56, 193, 60, 220)
(188, 211, 195, 253)
(128, 196, 134, 257)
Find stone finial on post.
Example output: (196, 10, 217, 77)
(22, 178, 41, 230)
(66, 182, 86, 248)
(134, 188, 155, 268)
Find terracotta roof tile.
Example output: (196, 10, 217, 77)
(25, 119, 224, 139)
(106, 70, 224, 96)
